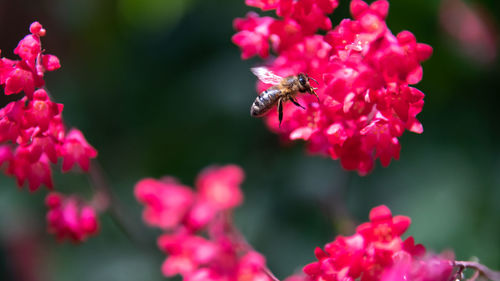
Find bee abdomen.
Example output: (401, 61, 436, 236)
(250, 87, 281, 117)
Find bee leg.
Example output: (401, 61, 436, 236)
(309, 88, 320, 103)
(289, 97, 305, 110)
(278, 98, 283, 128)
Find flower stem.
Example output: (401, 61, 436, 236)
(88, 161, 149, 249)
(221, 212, 281, 281)
(263, 266, 280, 281)
(453, 261, 500, 281)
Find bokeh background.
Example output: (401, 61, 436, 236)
(0, 0, 499, 280)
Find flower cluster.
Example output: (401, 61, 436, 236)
(135, 165, 271, 281)
(0, 22, 59, 97)
(304, 205, 453, 281)
(0, 21, 100, 243)
(233, 0, 432, 175)
(0, 22, 98, 190)
(45, 192, 99, 242)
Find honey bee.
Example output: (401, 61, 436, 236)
(250, 67, 319, 127)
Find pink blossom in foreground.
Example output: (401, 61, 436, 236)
(135, 164, 244, 231)
(233, 0, 432, 175)
(0, 22, 97, 190)
(135, 177, 195, 229)
(195, 164, 244, 210)
(135, 165, 272, 281)
(304, 205, 453, 281)
(45, 192, 99, 242)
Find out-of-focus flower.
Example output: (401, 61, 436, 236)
(135, 165, 271, 281)
(3, 220, 48, 281)
(195, 164, 244, 210)
(159, 233, 218, 277)
(381, 253, 454, 281)
(284, 274, 310, 281)
(45, 192, 99, 242)
(233, 0, 432, 175)
(440, 0, 498, 65)
(135, 177, 195, 229)
(135, 165, 244, 231)
(245, 0, 280, 11)
(304, 205, 453, 281)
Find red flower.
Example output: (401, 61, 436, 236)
(135, 177, 194, 230)
(195, 164, 244, 210)
(136, 165, 272, 281)
(245, 0, 280, 11)
(233, 0, 432, 175)
(0, 22, 97, 191)
(24, 89, 61, 132)
(59, 128, 98, 172)
(8, 151, 53, 191)
(45, 192, 99, 242)
(304, 205, 453, 281)
(159, 234, 218, 277)
(0, 65, 37, 96)
(232, 12, 274, 59)
(236, 251, 271, 281)
(1, 21, 60, 97)
(355, 205, 411, 243)
(381, 253, 453, 281)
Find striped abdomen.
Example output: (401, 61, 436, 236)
(250, 86, 282, 117)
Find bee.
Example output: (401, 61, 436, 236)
(250, 67, 319, 127)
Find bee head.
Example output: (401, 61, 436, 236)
(298, 73, 308, 87)
(298, 73, 320, 102)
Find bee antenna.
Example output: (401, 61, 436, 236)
(307, 75, 319, 85)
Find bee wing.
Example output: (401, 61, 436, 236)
(251, 67, 283, 85)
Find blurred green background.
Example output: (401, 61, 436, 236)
(0, 0, 499, 280)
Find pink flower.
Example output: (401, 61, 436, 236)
(135, 177, 194, 230)
(246, 0, 280, 11)
(355, 205, 411, 243)
(159, 234, 218, 277)
(0, 145, 13, 167)
(14, 31, 42, 68)
(440, 0, 497, 65)
(8, 151, 53, 191)
(135, 164, 245, 231)
(0, 64, 37, 96)
(184, 200, 217, 230)
(0, 22, 97, 191)
(284, 274, 310, 281)
(196, 164, 244, 210)
(381, 253, 454, 281)
(59, 128, 98, 172)
(278, 0, 337, 34)
(236, 251, 272, 281)
(233, 0, 432, 175)
(303, 205, 450, 281)
(136, 165, 272, 281)
(24, 89, 61, 132)
(0, 92, 89, 190)
(232, 12, 274, 59)
(29, 22, 46, 37)
(1, 21, 60, 97)
(45, 192, 99, 242)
